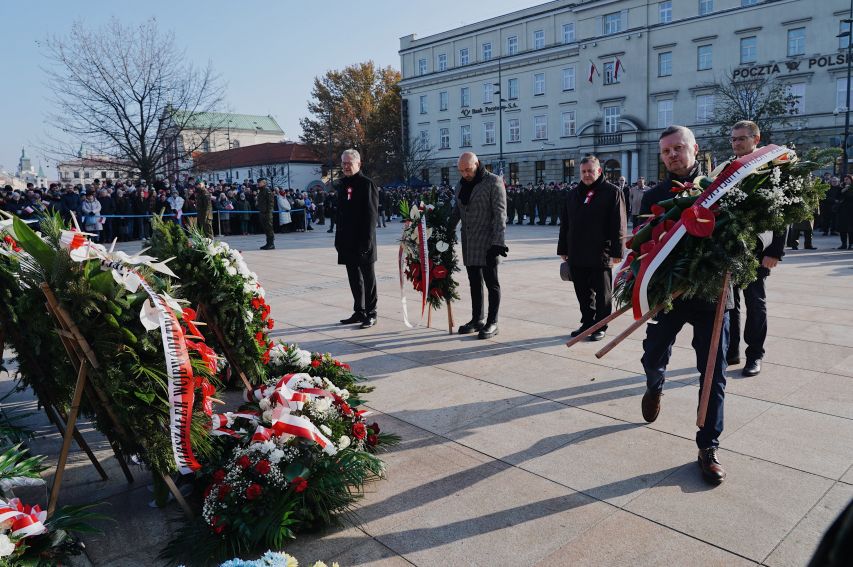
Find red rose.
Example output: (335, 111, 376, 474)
(292, 476, 308, 493)
(255, 459, 271, 475)
(236, 455, 251, 469)
(432, 265, 448, 279)
(213, 524, 225, 535)
(370, 422, 381, 434)
(261, 351, 271, 365)
(255, 331, 265, 344)
(217, 484, 231, 500)
(339, 402, 352, 415)
(267, 318, 274, 330)
(342, 363, 351, 371)
(251, 298, 261, 309)
(246, 483, 263, 500)
(311, 359, 321, 368)
(367, 434, 378, 446)
(352, 422, 367, 440)
(334, 360, 341, 367)
(212, 469, 226, 482)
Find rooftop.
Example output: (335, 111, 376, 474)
(173, 111, 284, 133)
(193, 142, 322, 171)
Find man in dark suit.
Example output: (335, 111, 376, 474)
(723, 120, 786, 376)
(450, 152, 507, 339)
(639, 125, 731, 484)
(557, 155, 626, 341)
(335, 149, 379, 329)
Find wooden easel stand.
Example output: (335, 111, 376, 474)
(197, 303, 253, 391)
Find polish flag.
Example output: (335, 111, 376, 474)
(587, 61, 598, 83)
(614, 57, 624, 80)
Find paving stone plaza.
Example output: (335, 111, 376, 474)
(2, 224, 851, 566)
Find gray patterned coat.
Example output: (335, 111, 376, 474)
(450, 171, 507, 266)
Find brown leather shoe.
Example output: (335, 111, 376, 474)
(641, 389, 662, 423)
(698, 447, 726, 483)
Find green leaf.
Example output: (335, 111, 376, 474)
(89, 270, 115, 295)
(283, 462, 309, 482)
(12, 216, 55, 270)
(134, 391, 156, 404)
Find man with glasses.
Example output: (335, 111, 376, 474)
(723, 120, 787, 376)
(335, 149, 380, 329)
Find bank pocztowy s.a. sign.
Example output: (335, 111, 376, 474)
(733, 52, 853, 79)
(460, 102, 519, 117)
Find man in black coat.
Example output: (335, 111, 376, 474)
(723, 120, 786, 376)
(335, 149, 379, 329)
(639, 125, 731, 485)
(557, 155, 625, 341)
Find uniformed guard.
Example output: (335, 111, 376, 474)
(195, 180, 213, 238)
(256, 177, 275, 250)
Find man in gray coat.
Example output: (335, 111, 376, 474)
(449, 152, 508, 339)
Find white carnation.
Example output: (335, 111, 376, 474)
(269, 448, 285, 464)
(259, 398, 272, 411)
(262, 409, 273, 422)
(296, 349, 312, 367)
(337, 435, 351, 450)
(225, 265, 237, 276)
(0, 534, 15, 557)
(319, 424, 332, 436)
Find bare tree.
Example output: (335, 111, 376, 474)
(43, 18, 225, 182)
(709, 70, 798, 157)
(400, 135, 436, 186)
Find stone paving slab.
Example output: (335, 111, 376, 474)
(3, 226, 850, 566)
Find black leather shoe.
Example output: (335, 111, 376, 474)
(589, 330, 605, 341)
(698, 447, 726, 483)
(641, 389, 662, 423)
(478, 322, 499, 339)
(260, 244, 275, 250)
(457, 319, 485, 335)
(339, 313, 364, 325)
(742, 358, 762, 377)
(726, 353, 741, 365)
(570, 326, 589, 338)
(360, 317, 377, 329)
(327, 228, 333, 233)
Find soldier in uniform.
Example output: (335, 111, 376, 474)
(256, 177, 275, 250)
(527, 187, 537, 225)
(506, 187, 516, 225)
(515, 188, 527, 224)
(195, 180, 214, 238)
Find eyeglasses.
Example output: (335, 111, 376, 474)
(730, 136, 754, 143)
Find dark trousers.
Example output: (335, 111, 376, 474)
(787, 225, 812, 248)
(570, 265, 613, 331)
(728, 268, 768, 362)
(641, 303, 729, 449)
(345, 261, 377, 318)
(466, 263, 500, 324)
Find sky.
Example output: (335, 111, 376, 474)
(1, 0, 543, 180)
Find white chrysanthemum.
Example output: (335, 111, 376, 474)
(296, 348, 312, 367)
(269, 448, 285, 464)
(262, 409, 273, 422)
(337, 435, 351, 450)
(0, 534, 14, 557)
(245, 309, 254, 323)
(319, 424, 332, 436)
(313, 397, 332, 414)
(259, 397, 272, 411)
(225, 265, 237, 276)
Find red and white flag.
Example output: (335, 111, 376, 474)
(614, 57, 624, 81)
(587, 60, 599, 83)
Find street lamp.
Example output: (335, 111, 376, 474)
(493, 57, 506, 178)
(227, 119, 233, 182)
(838, 10, 853, 175)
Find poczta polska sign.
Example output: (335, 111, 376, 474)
(733, 53, 853, 79)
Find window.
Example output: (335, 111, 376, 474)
(699, 0, 713, 15)
(73, 171, 80, 179)
(419, 95, 428, 114)
(786, 83, 805, 115)
(439, 128, 450, 149)
(439, 91, 448, 111)
(562, 23, 575, 43)
(603, 12, 622, 35)
(535, 161, 546, 183)
(787, 28, 805, 57)
(696, 94, 715, 123)
(563, 159, 575, 182)
(482, 42, 492, 61)
(562, 67, 576, 91)
(202, 139, 211, 152)
(740, 36, 757, 64)
(441, 167, 450, 185)
(604, 61, 618, 84)
(84, 171, 90, 179)
(741, 0, 757, 6)
(697, 45, 713, 70)
(460, 124, 472, 147)
(483, 121, 496, 145)
(659, 1, 672, 24)
(459, 48, 469, 66)
(421, 169, 430, 183)
(508, 118, 520, 142)
(533, 115, 547, 140)
(840, 21, 851, 50)
(604, 105, 620, 133)
(659, 52, 673, 76)
(838, 78, 850, 110)
(418, 130, 430, 148)
(483, 83, 493, 104)
(510, 162, 519, 184)
(438, 53, 447, 71)
(418, 58, 427, 75)
(658, 99, 674, 128)
(100, 171, 107, 178)
(508, 78, 519, 99)
(561, 110, 576, 136)
(533, 72, 545, 95)
(533, 29, 545, 50)
(507, 35, 518, 55)
(461, 87, 470, 107)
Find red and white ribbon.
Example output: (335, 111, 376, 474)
(270, 405, 336, 455)
(0, 499, 47, 538)
(417, 214, 430, 317)
(632, 145, 788, 319)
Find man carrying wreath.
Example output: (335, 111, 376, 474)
(639, 125, 732, 484)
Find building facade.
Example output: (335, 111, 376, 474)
(399, 0, 852, 186)
(192, 142, 325, 192)
(56, 155, 137, 185)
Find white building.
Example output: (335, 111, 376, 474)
(56, 153, 137, 185)
(193, 142, 325, 192)
(399, 0, 853, 185)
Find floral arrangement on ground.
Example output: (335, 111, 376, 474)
(399, 190, 460, 311)
(614, 146, 829, 311)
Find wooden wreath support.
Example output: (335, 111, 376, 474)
(593, 290, 685, 359)
(196, 303, 253, 391)
(697, 272, 731, 429)
(40, 284, 192, 519)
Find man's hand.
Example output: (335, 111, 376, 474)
(611, 257, 623, 265)
(488, 245, 509, 258)
(762, 256, 779, 269)
(559, 255, 568, 261)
